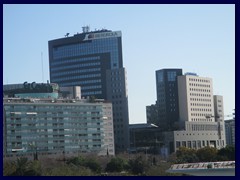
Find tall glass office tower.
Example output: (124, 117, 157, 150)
(48, 28, 129, 152)
(155, 69, 183, 131)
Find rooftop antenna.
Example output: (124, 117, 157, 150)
(41, 52, 44, 83)
(82, 25, 90, 33)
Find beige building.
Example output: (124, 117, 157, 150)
(178, 74, 214, 125)
(161, 74, 226, 155)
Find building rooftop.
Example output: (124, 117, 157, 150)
(129, 123, 158, 129)
(3, 97, 110, 104)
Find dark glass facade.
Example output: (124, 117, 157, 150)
(48, 30, 129, 152)
(155, 69, 183, 131)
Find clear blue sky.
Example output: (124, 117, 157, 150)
(3, 4, 235, 124)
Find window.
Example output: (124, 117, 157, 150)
(182, 141, 186, 147)
(157, 71, 163, 82)
(176, 141, 181, 148)
(197, 140, 201, 148)
(167, 71, 177, 81)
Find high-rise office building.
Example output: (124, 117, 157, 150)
(48, 27, 129, 152)
(172, 74, 226, 151)
(146, 104, 158, 125)
(155, 69, 183, 130)
(149, 72, 226, 155)
(225, 119, 235, 146)
(178, 73, 215, 125)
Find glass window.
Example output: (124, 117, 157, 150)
(167, 71, 177, 81)
(157, 71, 163, 82)
(182, 141, 186, 147)
(176, 141, 181, 148)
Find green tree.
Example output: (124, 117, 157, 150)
(66, 156, 85, 166)
(84, 158, 102, 173)
(105, 157, 129, 172)
(27, 160, 42, 176)
(11, 157, 29, 176)
(217, 145, 235, 161)
(129, 156, 148, 175)
(196, 147, 218, 162)
(3, 161, 16, 176)
(9, 157, 41, 176)
(43, 165, 94, 176)
(176, 147, 198, 163)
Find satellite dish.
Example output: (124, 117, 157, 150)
(65, 33, 70, 37)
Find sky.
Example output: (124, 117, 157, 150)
(3, 4, 235, 124)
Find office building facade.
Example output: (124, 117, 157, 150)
(178, 73, 215, 125)
(129, 123, 161, 153)
(48, 28, 129, 152)
(172, 74, 226, 152)
(147, 72, 226, 155)
(155, 69, 183, 130)
(3, 97, 114, 156)
(146, 104, 158, 125)
(225, 119, 235, 146)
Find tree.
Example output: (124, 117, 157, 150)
(176, 147, 198, 163)
(129, 156, 148, 175)
(84, 158, 102, 173)
(66, 156, 101, 173)
(9, 157, 41, 176)
(27, 160, 42, 176)
(105, 157, 129, 172)
(11, 157, 29, 176)
(217, 145, 235, 161)
(3, 161, 16, 176)
(196, 147, 218, 162)
(66, 156, 85, 166)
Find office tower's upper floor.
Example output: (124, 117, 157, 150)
(213, 95, 224, 122)
(178, 73, 214, 124)
(155, 68, 183, 130)
(146, 104, 158, 125)
(48, 28, 123, 98)
(225, 119, 235, 146)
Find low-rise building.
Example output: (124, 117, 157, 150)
(3, 96, 114, 158)
(129, 123, 162, 154)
